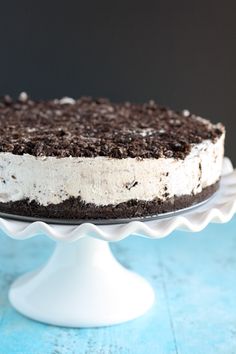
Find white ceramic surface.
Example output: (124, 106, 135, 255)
(4, 158, 236, 327)
(9, 237, 155, 327)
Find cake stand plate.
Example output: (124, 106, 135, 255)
(1, 158, 235, 327)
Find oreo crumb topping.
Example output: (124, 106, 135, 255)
(0, 94, 224, 159)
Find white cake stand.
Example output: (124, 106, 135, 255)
(1, 158, 235, 327)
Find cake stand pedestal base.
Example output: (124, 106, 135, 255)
(9, 236, 155, 327)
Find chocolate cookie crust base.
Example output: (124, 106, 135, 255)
(0, 182, 219, 220)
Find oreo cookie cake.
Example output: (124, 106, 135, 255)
(0, 93, 225, 220)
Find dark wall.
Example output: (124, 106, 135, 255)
(0, 1, 235, 162)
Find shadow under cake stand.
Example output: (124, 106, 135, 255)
(1, 158, 235, 327)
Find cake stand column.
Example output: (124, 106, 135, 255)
(9, 236, 155, 327)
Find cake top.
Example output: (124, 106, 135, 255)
(0, 93, 224, 159)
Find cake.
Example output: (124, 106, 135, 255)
(0, 93, 225, 220)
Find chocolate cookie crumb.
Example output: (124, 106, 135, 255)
(0, 95, 224, 159)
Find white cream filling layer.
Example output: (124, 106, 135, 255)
(0, 134, 224, 206)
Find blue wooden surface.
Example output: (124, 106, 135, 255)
(0, 217, 236, 354)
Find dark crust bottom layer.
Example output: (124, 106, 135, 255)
(0, 182, 219, 220)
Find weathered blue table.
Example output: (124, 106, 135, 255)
(0, 216, 236, 354)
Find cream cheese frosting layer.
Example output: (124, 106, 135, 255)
(0, 134, 224, 206)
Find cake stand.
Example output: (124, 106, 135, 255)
(1, 158, 235, 328)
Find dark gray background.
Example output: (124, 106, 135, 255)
(0, 1, 235, 162)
